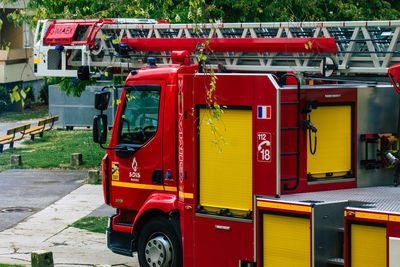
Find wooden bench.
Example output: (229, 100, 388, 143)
(0, 123, 31, 153)
(24, 115, 59, 140)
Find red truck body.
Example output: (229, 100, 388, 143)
(97, 54, 388, 267)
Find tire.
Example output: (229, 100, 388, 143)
(138, 216, 182, 267)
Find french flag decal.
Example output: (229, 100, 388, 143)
(257, 105, 271, 119)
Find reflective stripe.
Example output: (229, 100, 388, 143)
(257, 201, 311, 213)
(112, 181, 176, 192)
(389, 215, 400, 222)
(355, 211, 388, 222)
(179, 191, 194, 199)
(164, 186, 177, 192)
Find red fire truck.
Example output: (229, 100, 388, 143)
(35, 19, 400, 267)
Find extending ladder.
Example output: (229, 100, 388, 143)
(34, 19, 400, 78)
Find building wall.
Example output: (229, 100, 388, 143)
(0, 3, 41, 101)
(0, 10, 23, 49)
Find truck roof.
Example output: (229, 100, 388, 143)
(125, 64, 197, 84)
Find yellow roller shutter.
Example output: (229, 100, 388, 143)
(199, 108, 252, 212)
(307, 105, 352, 178)
(351, 223, 387, 267)
(263, 213, 311, 267)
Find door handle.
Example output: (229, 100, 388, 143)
(151, 170, 163, 185)
(215, 225, 231, 231)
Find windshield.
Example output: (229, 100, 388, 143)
(118, 85, 161, 145)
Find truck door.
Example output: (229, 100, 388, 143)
(194, 107, 255, 267)
(110, 81, 167, 210)
(188, 74, 279, 266)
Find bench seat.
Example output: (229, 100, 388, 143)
(0, 134, 14, 143)
(25, 115, 59, 140)
(23, 126, 45, 135)
(0, 123, 31, 152)
(0, 135, 24, 144)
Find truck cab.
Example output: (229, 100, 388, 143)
(94, 52, 196, 266)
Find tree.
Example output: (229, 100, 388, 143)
(6, 0, 400, 25)
(2, 0, 400, 96)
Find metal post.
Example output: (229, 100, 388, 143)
(276, 87, 281, 197)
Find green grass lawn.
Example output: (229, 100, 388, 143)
(0, 104, 48, 122)
(71, 216, 108, 233)
(0, 264, 25, 267)
(0, 129, 105, 172)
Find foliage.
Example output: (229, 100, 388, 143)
(39, 78, 49, 104)
(4, 0, 398, 25)
(201, 0, 400, 22)
(0, 85, 34, 113)
(47, 77, 97, 97)
(9, 85, 31, 108)
(0, 86, 12, 113)
(70, 216, 108, 234)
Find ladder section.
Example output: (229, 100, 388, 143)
(34, 20, 400, 77)
(279, 75, 301, 192)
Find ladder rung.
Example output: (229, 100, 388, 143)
(281, 102, 299, 105)
(281, 152, 299, 156)
(281, 127, 299, 131)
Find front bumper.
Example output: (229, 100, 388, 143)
(107, 215, 137, 257)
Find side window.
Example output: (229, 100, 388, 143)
(118, 86, 161, 145)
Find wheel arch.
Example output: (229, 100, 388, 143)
(132, 191, 181, 238)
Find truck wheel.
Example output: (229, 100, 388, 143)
(138, 216, 181, 267)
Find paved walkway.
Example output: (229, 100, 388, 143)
(0, 120, 38, 136)
(0, 169, 87, 231)
(0, 184, 139, 266)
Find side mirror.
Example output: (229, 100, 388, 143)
(94, 91, 111, 111)
(78, 65, 90, 80)
(93, 114, 108, 144)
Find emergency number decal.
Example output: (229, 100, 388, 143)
(257, 132, 272, 162)
(112, 163, 119, 181)
(257, 105, 271, 119)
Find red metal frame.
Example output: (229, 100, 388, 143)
(44, 19, 117, 47)
(280, 87, 358, 194)
(388, 64, 400, 95)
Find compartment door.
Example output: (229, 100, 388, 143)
(307, 105, 352, 179)
(350, 223, 387, 267)
(194, 108, 254, 266)
(263, 213, 311, 267)
(198, 108, 253, 213)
